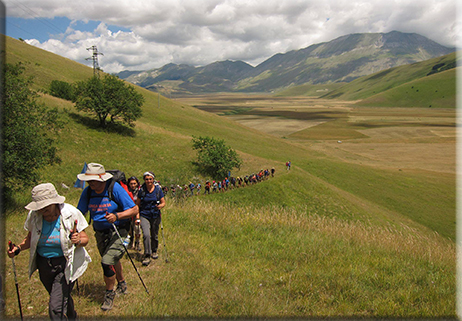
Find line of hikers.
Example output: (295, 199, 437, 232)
(6, 163, 279, 319)
(164, 167, 276, 200)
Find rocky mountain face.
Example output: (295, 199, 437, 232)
(117, 31, 454, 94)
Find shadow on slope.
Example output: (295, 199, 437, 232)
(67, 112, 137, 137)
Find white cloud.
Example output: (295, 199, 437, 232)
(5, 0, 459, 73)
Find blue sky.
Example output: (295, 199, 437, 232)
(2, 0, 460, 73)
(7, 17, 131, 42)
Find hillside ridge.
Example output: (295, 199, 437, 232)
(117, 31, 454, 94)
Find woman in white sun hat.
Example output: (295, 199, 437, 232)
(8, 183, 91, 320)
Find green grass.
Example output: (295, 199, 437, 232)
(321, 52, 457, 107)
(3, 36, 456, 319)
(357, 68, 456, 108)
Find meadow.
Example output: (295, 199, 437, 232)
(3, 37, 457, 319)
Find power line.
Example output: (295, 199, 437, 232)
(6, 19, 42, 39)
(10, 1, 65, 35)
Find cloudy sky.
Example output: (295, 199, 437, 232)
(3, 0, 460, 74)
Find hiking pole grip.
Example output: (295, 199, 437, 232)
(8, 241, 24, 321)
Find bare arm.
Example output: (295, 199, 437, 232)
(105, 205, 139, 224)
(157, 197, 166, 210)
(70, 230, 89, 247)
(7, 231, 31, 258)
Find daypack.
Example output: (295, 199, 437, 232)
(85, 169, 134, 202)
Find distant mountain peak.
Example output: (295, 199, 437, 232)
(116, 31, 454, 94)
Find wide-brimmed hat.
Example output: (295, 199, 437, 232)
(25, 183, 65, 211)
(77, 163, 113, 182)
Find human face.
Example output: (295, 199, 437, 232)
(88, 180, 106, 194)
(129, 180, 138, 191)
(38, 204, 60, 222)
(144, 176, 154, 187)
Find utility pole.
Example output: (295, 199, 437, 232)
(86, 45, 103, 77)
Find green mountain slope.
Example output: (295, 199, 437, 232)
(4, 36, 455, 319)
(320, 52, 457, 107)
(356, 68, 456, 108)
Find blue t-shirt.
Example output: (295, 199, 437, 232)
(77, 181, 136, 231)
(139, 185, 164, 219)
(37, 216, 64, 258)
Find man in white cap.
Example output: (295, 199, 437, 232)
(76, 163, 138, 311)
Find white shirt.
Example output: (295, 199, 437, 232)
(24, 203, 92, 283)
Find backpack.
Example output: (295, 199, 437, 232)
(86, 169, 134, 202)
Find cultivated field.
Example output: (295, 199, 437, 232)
(175, 94, 455, 174)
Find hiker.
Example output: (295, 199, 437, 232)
(189, 182, 195, 196)
(286, 161, 291, 171)
(196, 182, 202, 195)
(8, 183, 91, 320)
(271, 167, 275, 177)
(204, 181, 211, 194)
(76, 163, 138, 311)
(127, 176, 142, 251)
(162, 185, 169, 197)
(136, 171, 166, 266)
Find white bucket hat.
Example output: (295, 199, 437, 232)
(25, 183, 66, 211)
(77, 163, 113, 182)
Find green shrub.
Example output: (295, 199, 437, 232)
(49, 79, 75, 101)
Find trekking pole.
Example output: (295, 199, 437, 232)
(160, 221, 169, 263)
(8, 241, 24, 321)
(111, 223, 149, 294)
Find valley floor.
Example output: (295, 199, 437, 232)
(175, 95, 455, 175)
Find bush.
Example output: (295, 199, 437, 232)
(49, 80, 75, 101)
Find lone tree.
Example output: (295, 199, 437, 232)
(73, 74, 144, 128)
(2, 62, 61, 206)
(192, 136, 242, 179)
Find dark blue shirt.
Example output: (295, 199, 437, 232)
(139, 185, 164, 219)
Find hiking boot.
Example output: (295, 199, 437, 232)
(142, 255, 151, 266)
(101, 290, 116, 311)
(151, 251, 158, 259)
(116, 280, 127, 295)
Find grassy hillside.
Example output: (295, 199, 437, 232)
(356, 68, 456, 108)
(320, 52, 457, 107)
(3, 37, 456, 319)
(5, 37, 94, 89)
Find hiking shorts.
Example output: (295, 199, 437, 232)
(94, 227, 128, 266)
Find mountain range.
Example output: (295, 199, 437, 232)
(116, 31, 454, 94)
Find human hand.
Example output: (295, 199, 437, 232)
(7, 241, 20, 258)
(105, 212, 117, 223)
